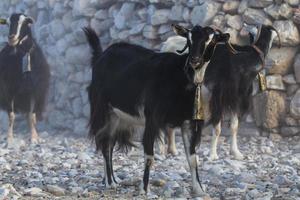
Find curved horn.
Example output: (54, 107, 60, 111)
(176, 42, 188, 54)
(0, 18, 7, 25)
(269, 26, 281, 48)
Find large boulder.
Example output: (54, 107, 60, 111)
(265, 47, 298, 75)
(266, 75, 285, 91)
(253, 91, 286, 130)
(290, 89, 300, 119)
(151, 9, 170, 25)
(190, 1, 221, 26)
(243, 8, 272, 25)
(273, 20, 300, 46)
(114, 3, 135, 29)
(293, 54, 300, 83)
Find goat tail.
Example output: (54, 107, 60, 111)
(83, 27, 102, 66)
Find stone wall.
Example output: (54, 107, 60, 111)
(0, 0, 299, 136)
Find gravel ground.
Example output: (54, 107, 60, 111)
(0, 131, 300, 200)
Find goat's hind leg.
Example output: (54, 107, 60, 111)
(140, 119, 157, 194)
(167, 127, 177, 155)
(181, 120, 205, 196)
(230, 113, 244, 160)
(28, 99, 39, 144)
(7, 111, 15, 147)
(209, 121, 221, 161)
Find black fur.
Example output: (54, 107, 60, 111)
(0, 13, 50, 120)
(84, 25, 229, 191)
(204, 25, 276, 125)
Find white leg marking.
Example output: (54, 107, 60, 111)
(28, 113, 39, 144)
(7, 112, 15, 146)
(181, 121, 205, 196)
(230, 113, 244, 160)
(209, 122, 221, 161)
(156, 130, 166, 155)
(167, 128, 177, 155)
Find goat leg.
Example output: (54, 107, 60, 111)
(167, 127, 177, 155)
(230, 113, 244, 160)
(181, 120, 205, 196)
(209, 121, 221, 161)
(7, 111, 15, 147)
(28, 113, 39, 144)
(140, 121, 156, 194)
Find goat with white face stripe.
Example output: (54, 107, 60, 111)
(0, 13, 50, 145)
(6, 14, 34, 47)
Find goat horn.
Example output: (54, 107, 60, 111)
(226, 42, 239, 54)
(0, 18, 7, 25)
(269, 26, 281, 48)
(176, 42, 188, 54)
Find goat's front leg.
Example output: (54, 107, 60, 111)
(209, 121, 221, 161)
(140, 121, 157, 194)
(28, 112, 39, 144)
(230, 113, 244, 160)
(181, 120, 205, 196)
(167, 127, 177, 155)
(7, 111, 15, 146)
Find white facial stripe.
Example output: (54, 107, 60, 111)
(6, 17, 10, 25)
(15, 15, 26, 39)
(205, 33, 214, 48)
(188, 32, 192, 44)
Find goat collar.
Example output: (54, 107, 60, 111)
(251, 44, 265, 71)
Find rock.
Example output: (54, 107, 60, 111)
(281, 127, 300, 136)
(46, 185, 65, 196)
(238, 172, 256, 183)
(238, 0, 248, 14)
(191, 2, 221, 26)
(65, 45, 90, 65)
(266, 75, 285, 91)
(286, 0, 299, 6)
(0, 188, 9, 200)
(114, 3, 135, 29)
(169, 4, 183, 21)
(72, 0, 97, 17)
(182, 7, 190, 22)
(49, 19, 65, 40)
(269, 133, 282, 141)
(290, 90, 300, 118)
(293, 54, 300, 83)
(143, 25, 157, 39)
(265, 47, 298, 75)
(226, 15, 243, 30)
(287, 85, 299, 96)
(94, 9, 108, 20)
(273, 20, 300, 46)
(283, 74, 297, 84)
(24, 187, 47, 197)
(278, 3, 293, 19)
(248, 0, 273, 8)
(223, 0, 240, 14)
(253, 91, 286, 130)
(212, 14, 226, 29)
(151, 9, 170, 25)
(243, 8, 272, 25)
(264, 4, 280, 20)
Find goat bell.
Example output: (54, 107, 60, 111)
(0, 18, 7, 25)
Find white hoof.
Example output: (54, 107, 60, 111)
(139, 181, 149, 195)
(6, 137, 14, 148)
(167, 147, 178, 156)
(208, 153, 219, 161)
(31, 137, 40, 144)
(231, 150, 244, 160)
(192, 183, 206, 197)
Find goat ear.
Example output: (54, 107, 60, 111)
(172, 24, 189, 37)
(26, 17, 34, 25)
(0, 18, 7, 25)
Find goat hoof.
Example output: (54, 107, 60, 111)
(232, 151, 244, 160)
(6, 137, 14, 148)
(192, 184, 206, 197)
(167, 148, 178, 156)
(208, 154, 219, 161)
(138, 181, 149, 195)
(31, 137, 39, 144)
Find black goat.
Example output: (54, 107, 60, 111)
(199, 25, 281, 161)
(0, 13, 50, 145)
(84, 25, 234, 195)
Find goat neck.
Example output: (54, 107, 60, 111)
(17, 34, 34, 56)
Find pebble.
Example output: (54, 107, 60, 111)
(0, 133, 299, 199)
